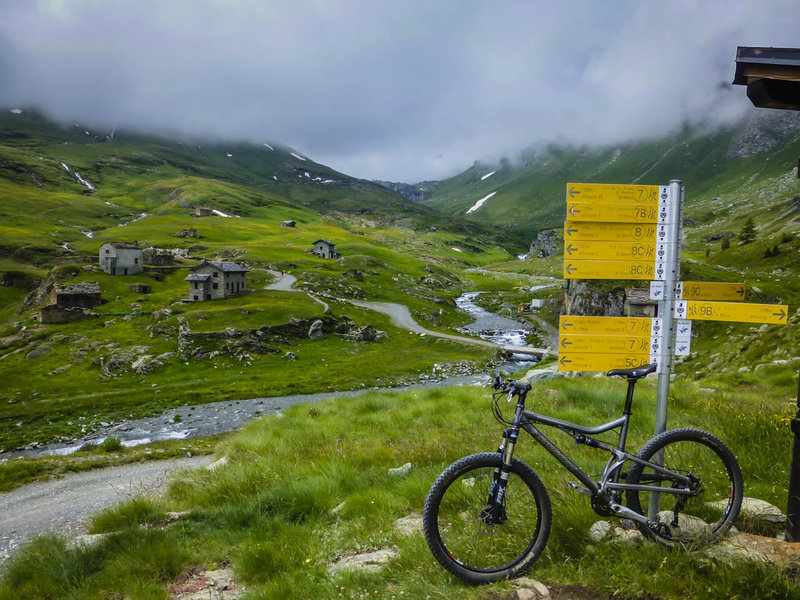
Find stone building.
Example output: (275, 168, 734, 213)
(185, 261, 248, 301)
(99, 241, 143, 275)
(624, 288, 657, 318)
(311, 239, 341, 259)
(51, 282, 102, 308)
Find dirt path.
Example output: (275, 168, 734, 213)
(264, 270, 297, 291)
(347, 300, 497, 348)
(0, 455, 212, 567)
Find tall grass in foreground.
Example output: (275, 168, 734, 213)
(2, 373, 800, 599)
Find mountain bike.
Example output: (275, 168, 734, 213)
(422, 364, 743, 583)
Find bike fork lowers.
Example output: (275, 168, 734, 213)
(485, 426, 519, 524)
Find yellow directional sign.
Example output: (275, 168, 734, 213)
(564, 259, 663, 280)
(564, 221, 660, 242)
(559, 316, 658, 336)
(559, 334, 656, 354)
(566, 202, 662, 223)
(558, 352, 656, 372)
(566, 183, 661, 205)
(678, 282, 746, 302)
(675, 300, 789, 324)
(565, 240, 670, 261)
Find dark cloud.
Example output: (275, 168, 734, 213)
(1, 0, 798, 181)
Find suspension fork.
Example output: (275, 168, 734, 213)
(486, 397, 525, 518)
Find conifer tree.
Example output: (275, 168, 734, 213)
(740, 217, 756, 244)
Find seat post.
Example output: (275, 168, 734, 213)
(623, 378, 638, 416)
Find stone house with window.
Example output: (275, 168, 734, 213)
(99, 242, 143, 275)
(311, 239, 341, 259)
(185, 261, 248, 301)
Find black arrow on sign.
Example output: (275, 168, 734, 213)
(560, 356, 571, 366)
(569, 205, 581, 217)
(565, 244, 577, 256)
(736, 287, 745, 297)
(568, 186, 580, 199)
(565, 264, 577, 275)
(566, 225, 578, 236)
(560, 338, 572, 349)
(774, 309, 787, 320)
(561, 321, 573, 330)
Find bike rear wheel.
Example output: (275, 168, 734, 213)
(423, 452, 551, 583)
(626, 428, 742, 545)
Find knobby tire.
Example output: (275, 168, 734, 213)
(625, 428, 743, 545)
(422, 452, 551, 584)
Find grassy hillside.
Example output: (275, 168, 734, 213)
(2, 375, 799, 599)
(419, 111, 800, 241)
(0, 110, 529, 452)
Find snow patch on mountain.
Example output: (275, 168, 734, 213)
(466, 191, 496, 214)
(212, 209, 240, 218)
(9, 109, 22, 114)
(290, 152, 307, 161)
(263, 143, 274, 151)
(481, 171, 496, 180)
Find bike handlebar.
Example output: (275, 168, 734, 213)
(491, 373, 532, 395)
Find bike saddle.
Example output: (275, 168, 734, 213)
(606, 363, 658, 380)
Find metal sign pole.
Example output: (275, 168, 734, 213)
(655, 180, 683, 433)
(650, 180, 683, 519)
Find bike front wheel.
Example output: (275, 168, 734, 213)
(422, 452, 551, 584)
(626, 428, 743, 545)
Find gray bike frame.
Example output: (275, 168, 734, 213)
(500, 395, 693, 527)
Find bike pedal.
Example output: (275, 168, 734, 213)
(567, 481, 592, 497)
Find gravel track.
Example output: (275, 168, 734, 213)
(0, 455, 212, 567)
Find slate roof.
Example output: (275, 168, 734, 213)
(191, 260, 247, 272)
(312, 239, 335, 246)
(54, 283, 101, 295)
(185, 273, 211, 281)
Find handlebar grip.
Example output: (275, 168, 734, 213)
(510, 380, 532, 393)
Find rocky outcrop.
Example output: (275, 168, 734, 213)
(563, 280, 625, 316)
(528, 229, 561, 258)
(726, 110, 800, 160)
(142, 247, 177, 265)
(373, 180, 425, 202)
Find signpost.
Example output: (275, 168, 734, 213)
(560, 334, 658, 354)
(566, 202, 662, 223)
(560, 181, 789, 458)
(560, 179, 790, 520)
(676, 282, 746, 301)
(558, 353, 657, 373)
(564, 241, 673, 261)
(565, 221, 670, 243)
(674, 300, 788, 324)
(559, 316, 659, 336)
(566, 183, 662, 204)
(564, 259, 664, 280)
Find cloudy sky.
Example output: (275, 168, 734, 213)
(1, 1, 799, 182)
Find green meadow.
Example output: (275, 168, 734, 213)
(2, 374, 799, 599)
